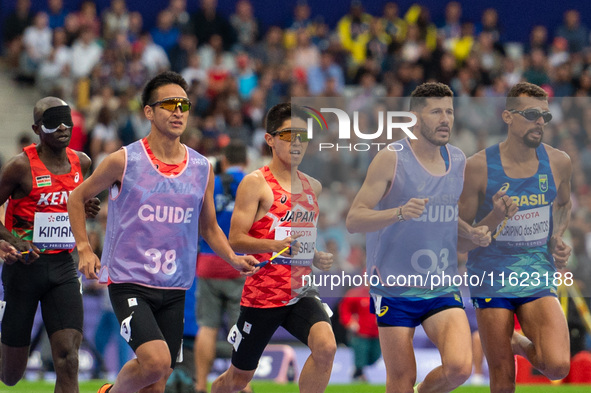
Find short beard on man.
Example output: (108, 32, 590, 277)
(420, 123, 449, 147)
(523, 128, 543, 148)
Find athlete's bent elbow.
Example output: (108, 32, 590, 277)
(228, 236, 248, 254)
(545, 361, 570, 381)
(345, 214, 359, 234)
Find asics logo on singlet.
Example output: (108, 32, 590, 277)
(413, 205, 458, 223)
(137, 204, 194, 223)
(37, 191, 71, 206)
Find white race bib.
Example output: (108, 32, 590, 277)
(120, 314, 133, 342)
(495, 205, 551, 247)
(227, 324, 243, 351)
(273, 226, 317, 266)
(177, 339, 183, 363)
(32, 212, 75, 249)
(0, 301, 6, 322)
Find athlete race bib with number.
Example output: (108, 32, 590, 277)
(272, 226, 317, 266)
(32, 212, 75, 249)
(494, 205, 551, 247)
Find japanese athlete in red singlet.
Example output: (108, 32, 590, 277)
(212, 103, 336, 393)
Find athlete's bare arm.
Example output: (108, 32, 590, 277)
(229, 170, 295, 254)
(458, 151, 512, 252)
(68, 149, 125, 279)
(305, 174, 322, 197)
(458, 152, 487, 228)
(347, 149, 427, 233)
(346, 149, 397, 233)
(547, 146, 573, 268)
(0, 153, 40, 261)
(199, 165, 257, 274)
(76, 151, 92, 175)
(75, 151, 100, 218)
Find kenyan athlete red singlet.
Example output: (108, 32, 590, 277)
(5, 144, 82, 253)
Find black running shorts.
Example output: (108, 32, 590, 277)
(1, 252, 83, 347)
(108, 283, 185, 368)
(230, 296, 331, 371)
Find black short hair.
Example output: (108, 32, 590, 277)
(223, 140, 248, 165)
(506, 82, 548, 110)
(409, 82, 454, 111)
(141, 71, 189, 108)
(265, 102, 308, 134)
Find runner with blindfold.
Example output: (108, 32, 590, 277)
(0, 97, 99, 390)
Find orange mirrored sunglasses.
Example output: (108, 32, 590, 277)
(271, 128, 310, 142)
(149, 97, 192, 113)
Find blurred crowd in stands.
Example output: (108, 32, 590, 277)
(2, 0, 591, 355)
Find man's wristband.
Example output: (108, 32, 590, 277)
(397, 207, 405, 222)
